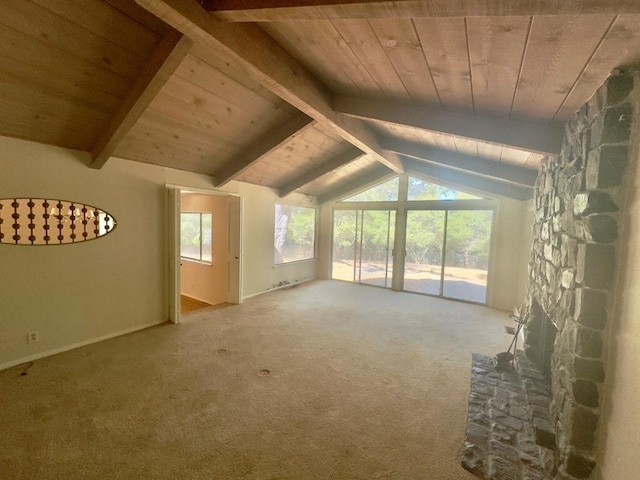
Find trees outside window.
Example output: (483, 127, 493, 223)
(274, 204, 316, 264)
(180, 212, 212, 263)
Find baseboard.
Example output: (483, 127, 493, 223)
(180, 293, 213, 305)
(242, 277, 314, 300)
(0, 320, 167, 372)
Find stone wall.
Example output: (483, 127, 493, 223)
(523, 70, 638, 479)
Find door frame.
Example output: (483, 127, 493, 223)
(329, 173, 498, 305)
(166, 185, 243, 324)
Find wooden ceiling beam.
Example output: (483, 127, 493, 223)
(335, 96, 564, 156)
(135, 0, 404, 173)
(318, 165, 393, 204)
(380, 137, 538, 188)
(214, 114, 315, 187)
(404, 158, 532, 201)
(90, 29, 192, 169)
(204, 0, 640, 22)
(279, 146, 364, 197)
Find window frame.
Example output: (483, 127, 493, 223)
(180, 212, 213, 265)
(273, 203, 317, 265)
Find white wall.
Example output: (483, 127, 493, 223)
(0, 136, 317, 368)
(0, 138, 168, 368)
(489, 197, 535, 310)
(215, 181, 318, 298)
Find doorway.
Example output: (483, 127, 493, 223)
(332, 209, 395, 288)
(168, 188, 242, 323)
(404, 209, 493, 303)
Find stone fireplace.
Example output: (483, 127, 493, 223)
(527, 300, 557, 378)
(521, 69, 638, 479)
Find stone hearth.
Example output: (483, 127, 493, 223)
(462, 352, 556, 480)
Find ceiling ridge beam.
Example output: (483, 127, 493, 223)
(90, 29, 192, 169)
(279, 146, 364, 197)
(334, 95, 564, 156)
(214, 114, 315, 187)
(404, 158, 532, 201)
(205, 1, 640, 22)
(318, 165, 393, 204)
(135, 0, 404, 173)
(380, 136, 537, 187)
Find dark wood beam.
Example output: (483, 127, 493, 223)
(335, 95, 564, 156)
(279, 146, 364, 197)
(204, 0, 640, 22)
(136, 0, 404, 173)
(90, 29, 192, 169)
(380, 137, 537, 187)
(318, 165, 393, 204)
(404, 158, 532, 201)
(214, 114, 315, 187)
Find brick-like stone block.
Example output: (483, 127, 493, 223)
(575, 326, 603, 359)
(573, 356, 605, 383)
(561, 270, 575, 289)
(567, 403, 599, 448)
(573, 191, 618, 216)
(533, 416, 556, 449)
(580, 214, 617, 243)
(566, 451, 596, 478)
(606, 72, 635, 105)
(462, 442, 486, 475)
(573, 288, 608, 330)
(587, 84, 607, 122)
(572, 380, 599, 408)
(576, 243, 615, 289)
(590, 103, 634, 146)
(586, 145, 629, 189)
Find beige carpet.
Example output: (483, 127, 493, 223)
(0, 280, 512, 479)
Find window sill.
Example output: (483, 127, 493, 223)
(274, 258, 316, 267)
(180, 257, 213, 266)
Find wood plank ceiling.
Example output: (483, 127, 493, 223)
(1, 0, 640, 200)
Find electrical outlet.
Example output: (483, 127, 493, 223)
(27, 331, 39, 344)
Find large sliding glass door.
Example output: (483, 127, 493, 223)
(404, 210, 445, 296)
(332, 210, 395, 288)
(442, 210, 493, 302)
(403, 209, 493, 302)
(331, 175, 495, 304)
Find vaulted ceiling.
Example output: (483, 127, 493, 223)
(2, 0, 640, 201)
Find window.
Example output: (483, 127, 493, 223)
(332, 174, 495, 304)
(274, 204, 316, 264)
(407, 176, 482, 201)
(180, 212, 212, 263)
(343, 177, 399, 202)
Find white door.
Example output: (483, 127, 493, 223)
(227, 196, 242, 304)
(168, 187, 181, 323)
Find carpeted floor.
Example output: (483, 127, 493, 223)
(0, 280, 512, 479)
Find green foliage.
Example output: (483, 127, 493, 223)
(181, 213, 201, 247)
(407, 176, 481, 200)
(343, 177, 399, 202)
(333, 176, 493, 272)
(274, 204, 316, 263)
(405, 210, 445, 264)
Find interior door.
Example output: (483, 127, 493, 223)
(167, 187, 181, 324)
(227, 195, 242, 304)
